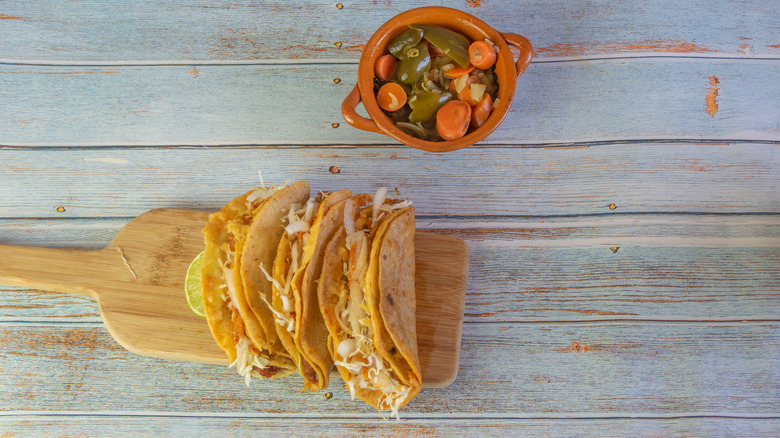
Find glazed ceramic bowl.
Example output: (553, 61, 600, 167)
(341, 6, 533, 153)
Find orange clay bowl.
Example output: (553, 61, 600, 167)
(341, 6, 533, 153)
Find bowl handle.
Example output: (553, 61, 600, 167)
(501, 33, 534, 78)
(341, 84, 381, 133)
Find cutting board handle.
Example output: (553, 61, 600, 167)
(0, 243, 121, 298)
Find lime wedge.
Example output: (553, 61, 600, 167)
(185, 250, 206, 317)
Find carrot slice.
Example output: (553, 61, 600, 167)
(470, 93, 493, 129)
(443, 64, 475, 78)
(468, 41, 497, 70)
(374, 54, 398, 81)
(376, 82, 407, 112)
(436, 100, 472, 140)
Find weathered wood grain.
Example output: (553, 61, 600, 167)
(1, 0, 776, 435)
(1, 415, 778, 438)
(0, 289, 100, 321)
(3, 215, 778, 248)
(1, 60, 779, 146)
(1, 0, 779, 62)
(0, 143, 777, 217)
(461, 246, 780, 322)
(1, 215, 777, 322)
(1, 323, 777, 413)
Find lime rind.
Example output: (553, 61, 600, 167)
(185, 250, 206, 317)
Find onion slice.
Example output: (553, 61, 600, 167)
(373, 187, 388, 220)
(336, 338, 357, 359)
(343, 198, 356, 234)
(285, 219, 310, 235)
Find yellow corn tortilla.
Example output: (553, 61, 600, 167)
(318, 195, 420, 413)
(201, 182, 310, 382)
(239, 180, 311, 358)
(366, 207, 420, 390)
(271, 189, 351, 391)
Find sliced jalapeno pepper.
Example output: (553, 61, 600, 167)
(396, 41, 431, 84)
(411, 24, 471, 68)
(388, 28, 424, 58)
(407, 91, 453, 124)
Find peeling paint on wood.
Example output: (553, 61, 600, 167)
(706, 75, 720, 117)
(2, 1, 780, 60)
(1, 417, 779, 437)
(535, 40, 718, 57)
(1, 323, 778, 415)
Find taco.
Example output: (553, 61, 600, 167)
(265, 189, 352, 391)
(201, 181, 310, 384)
(318, 188, 421, 418)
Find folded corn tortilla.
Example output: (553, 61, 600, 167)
(201, 181, 310, 384)
(269, 189, 352, 390)
(318, 190, 420, 417)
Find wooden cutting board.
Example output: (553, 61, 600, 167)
(0, 209, 469, 388)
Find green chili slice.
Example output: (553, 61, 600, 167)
(396, 41, 431, 84)
(408, 91, 453, 123)
(411, 24, 471, 68)
(388, 28, 424, 58)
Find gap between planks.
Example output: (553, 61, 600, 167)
(2, 213, 779, 247)
(2, 212, 779, 223)
(2, 320, 778, 327)
(0, 411, 778, 421)
(3, 138, 780, 149)
(2, 53, 780, 67)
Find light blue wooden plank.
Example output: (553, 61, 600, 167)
(0, 289, 100, 322)
(1, 0, 779, 61)
(1, 323, 777, 413)
(1, 415, 779, 438)
(466, 245, 779, 321)
(0, 144, 777, 217)
(4, 215, 778, 248)
(0, 219, 119, 248)
(1, 215, 777, 321)
(1, 60, 779, 146)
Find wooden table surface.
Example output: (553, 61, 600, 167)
(1, 1, 778, 436)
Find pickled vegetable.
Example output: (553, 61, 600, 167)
(377, 82, 407, 112)
(443, 64, 474, 79)
(468, 40, 497, 70)
(436, 100, 472, 140)
(411, 24, 471, 68)
(373, 24, 499, 141)
(388, 28, 424, 58)
(374, 54, 397, 81)
(396, 41, 431, 84)
(470, 94, 493, 129)
(408, 91, 453, 123)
